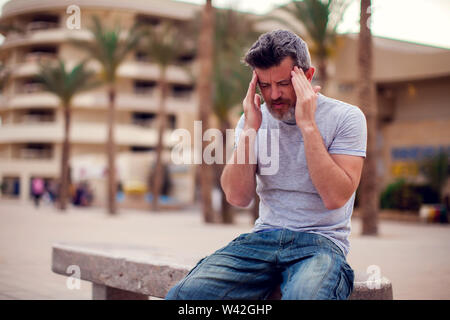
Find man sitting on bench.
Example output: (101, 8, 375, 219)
(166, 30, 367, 300)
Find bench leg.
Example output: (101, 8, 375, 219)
(92, 283, 148, 300)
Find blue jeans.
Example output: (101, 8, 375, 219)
(165, 229, 354, 300)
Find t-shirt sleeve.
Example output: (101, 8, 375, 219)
(328, 107, 367, 158)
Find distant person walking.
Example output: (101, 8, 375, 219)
(31, 177, 45, 208)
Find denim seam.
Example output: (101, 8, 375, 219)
(222, 267, 276, 300)
(170, 255, 209, 298)
(310, 254, 335, 300)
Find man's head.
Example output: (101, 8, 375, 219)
(244, 30, 315, 122)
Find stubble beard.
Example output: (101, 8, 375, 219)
(267, 101, 296, 123)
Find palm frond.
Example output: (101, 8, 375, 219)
(70, 15, 140, 84)
(274, 0, 350, 59)
(37, 59, 99, 106)
(138, 21, 186, 71)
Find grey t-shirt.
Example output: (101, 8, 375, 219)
(234, 93, 367, 256)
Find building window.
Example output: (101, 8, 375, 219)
(134, 80, 156, 95)
(18, 143, 53, 159)
(25, 46, 58, 62)
(168, 114, 176, 129)
(132, 112, 156, 127)
(19, 78, 43, 94)
(171, 84, 194, 99)
(177, 52, 196, 65)
(22, 109, 55, 123)
(1, 176, 20, 197)
(130, 146, 154, 152)
(135, 51, 151, 62)
(135, 15, 160, 26)
(27, 14, 60, 31)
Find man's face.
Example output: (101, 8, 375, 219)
(255, 56, 314, 122)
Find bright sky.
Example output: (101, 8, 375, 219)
(178, 0, 450, 49)
(0, 0, 449, 49)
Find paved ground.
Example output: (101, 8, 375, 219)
(0, 200, 449, 300)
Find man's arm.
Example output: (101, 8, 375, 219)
(221, 71, 262, 207)
(291, 66, 364, 209)
(301, 123, 364, 209)
(220, 127, 258, 207)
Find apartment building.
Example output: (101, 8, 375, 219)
(0, 0, 201, 207)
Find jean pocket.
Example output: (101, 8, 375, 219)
(229, 233, 251, 245)
(334, 262, 354, 300)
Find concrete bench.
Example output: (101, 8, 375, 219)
(51, 242, 393, 300)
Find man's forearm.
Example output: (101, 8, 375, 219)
(300, 122, 354, 209)
(220, 127, 257, 207)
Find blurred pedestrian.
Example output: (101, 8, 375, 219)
(31, 177, 45, 208)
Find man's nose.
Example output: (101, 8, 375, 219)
(270, 84, 281, 100)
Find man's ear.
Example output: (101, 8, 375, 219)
(305, 67, 315, 82)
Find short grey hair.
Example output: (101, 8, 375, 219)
(244, 30, 311, 72)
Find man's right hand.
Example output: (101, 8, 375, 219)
(243, 71, 262, 131)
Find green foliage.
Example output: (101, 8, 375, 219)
(270, 0, 351, 58)
(186, 8, 259, 123)
(419, 151, 449, 200)
(36, 59, 99, 106)
(380, 179, 423, 211)
(138, 21, 190, 71)
(212, 9, 259, 122)
(72, 16, 141, 84)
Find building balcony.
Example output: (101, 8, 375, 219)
(118, 61, 194, 85)
(71, 91, 198, 113)
(0, 122, 177, 146)
(8, 92, 59, 109)
(5, 89, 198, 113)
(0, 27, 91, 50)
(0, 122, 60, 143)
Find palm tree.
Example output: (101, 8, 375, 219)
(197, 0, 215, 223)
(37, 60, 98, 210)
(138, 21, 189, 211)
(273, 0, 351, 91)
(72, 16, 141, 214)
(358, 0, 378, 235)
(212, 9, 258, 223)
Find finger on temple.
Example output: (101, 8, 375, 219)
(254, 93, 261, 110)
(245, 71, 257, 100)
(291, 71, 305, 92)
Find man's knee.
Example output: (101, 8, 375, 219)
(281, 253, 353, 300)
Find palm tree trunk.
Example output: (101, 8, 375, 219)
(59, 104, 71, 211)
(197, 0, 215, 223)
(151, 71, 168, 211)
(107, 86, 117, 215)
(358, 0, 379, 235)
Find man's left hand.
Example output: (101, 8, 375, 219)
(291, 66, 321, 129)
